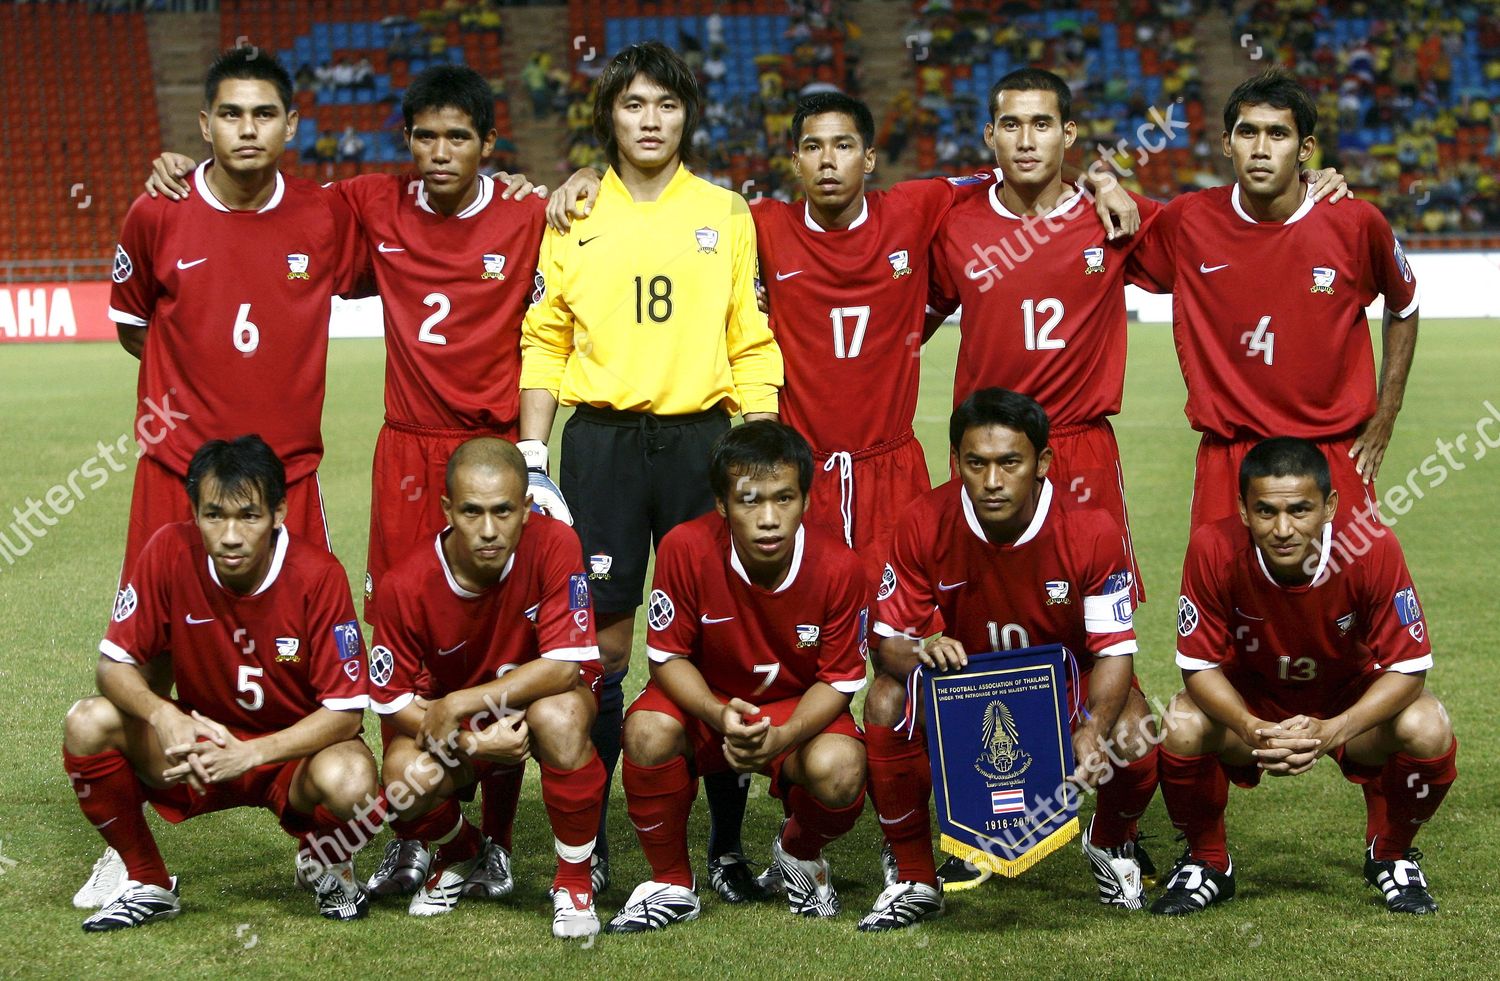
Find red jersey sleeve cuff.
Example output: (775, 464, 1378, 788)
(827, 676, 867, 694)
(99, 639, 139, 664)
(1386, 653, 1433, 673)
(370, 692, 416, 715)
(107, 306, 148, 327)
(646, 645, 687, 664)
(322, 695, 369, 711)
(542, 645, 601, 663)
(1175, 651, 1220, 671)
(1392, 284, 1420, 319)
(1093, 639, 1138, 658)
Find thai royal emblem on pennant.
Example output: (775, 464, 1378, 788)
(286, 252, 310, 279)
(1311, 266, 1336, 293)
(481, 253, 507, 280)
(915, 644, 1081, 877)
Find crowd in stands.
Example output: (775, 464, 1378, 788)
(1237, 0, 1500, 236)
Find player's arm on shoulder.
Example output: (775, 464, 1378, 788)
(725, 206, 782, 420)
(545, 166, 602, 233)
(1078, 169, 1141, 239)
(1302, 163, 1352, 204)
(144, 151, 197, 200)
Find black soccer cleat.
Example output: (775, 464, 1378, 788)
(1364, 843, 1438, 915)
(1148, 851, 1234, 916)
(708, 852, 772, 904)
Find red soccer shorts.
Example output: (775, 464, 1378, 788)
(1191, 433, 1377, 533)
(365, 420, 517, 612)
(1046, 419, 1145, 602)
(628, 681, 863, 796)
(144, 755, 306, 830)
(809, 432, 930, 589)
(122, 453, 329, 581)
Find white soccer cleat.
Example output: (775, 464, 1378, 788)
(1081, 816, 1146, 910)
(857, 880, 944, 932)
(771, 835, 840, 918)
(552, 886, 601, 938)
(408, 854, 480, 916)
(312, 860, 369, 921)
(605, 880, 701, 933)
(81, 877, 180, 932)
(73, 847, 127, 909)
(879, 843, 899, 889)
(461, 838, 514, 900)
(365, 838, 431, 898)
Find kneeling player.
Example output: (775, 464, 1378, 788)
(64, 436, 376, 930)
(1153, 437, 1456, 915)
(866, 389, 1159, 929)
(367, 438, 606, 937)
(607, 422, 869, 932)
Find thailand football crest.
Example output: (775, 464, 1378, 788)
(1311, 266, 1336, 293)
(481, 253, 507, 280)
(695, 227, 719, 253)
(888, 249, 912, 278)
(275, 637, 301, 663)
(589, 553, 613, 580)
(1044, 580, 1071, 605)
(286, 252, 310, 280)
(795, 624, 821, 648)
(1083, 246, 1105, 275)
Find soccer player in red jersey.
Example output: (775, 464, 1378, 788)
(866, 389, 1159, 929)
(62, 436, 376, 931)
(1152, 437, 1455, 916)
(110, 48, 364, 576)
(367, 438, 607, 936)
(605, 422, 868, 933)
(1129, 70, 1419, 531)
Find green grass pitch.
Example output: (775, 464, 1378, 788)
(0, 321, 1495, 978)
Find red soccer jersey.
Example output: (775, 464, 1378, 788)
(367, 515, 600, 715)
(1175, 517, 1433, 719)
(645, 513, 869, 702)
(874, 479, 1137, 674)
(753, 175, 989, 452)
(1129, 184, 1420, 439)
(333, 174, 547, 432)
(108, 162, 364, 481)
(101, 523, 368, 734)
(928, 178, 1162, 420)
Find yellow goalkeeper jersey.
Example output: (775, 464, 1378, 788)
(520, 164, 782, 416)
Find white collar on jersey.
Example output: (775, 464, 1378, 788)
(961, 478, 1053, 547)
(729, 523, 806, 592)
(803, 196, 869, 231)
(206, 525, 290, 595)
(194, 160, 286, 213)
(987, 173, 1085, 220)
(1255, 520, 1334, 588)
(435, 527, 514, 599)
(1231, 182, 1316, 225)
(416, 173, 494, 219)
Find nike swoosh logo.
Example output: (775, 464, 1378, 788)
(877, 809, 916, 826)
(633, 821, 664, 833)
(701, 615, 735, 624)
(775, 270, 803, 280)
(377, 242, 405, 253)
(437, 642, 466, 656)
(1235, 607, 1263, 621)
(578, 235, 600, 247)
(966, 264, 998, 280)
(176, 258, 207, 269)
(937, 581, 966, 591)
(185, 614, 215, 625)
(1199, 262, 1229, 273)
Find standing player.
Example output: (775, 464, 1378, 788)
(110, 47, 364, 574)
(1129, 69, 1419, 530)
(1155, 437, 1456, 915)
(519, 42, 783, 896)
(868, 389, 1159, 930)
(368, 438, 606, 937)
(63, 436, 375, 930)
(606, 423, 868, 932)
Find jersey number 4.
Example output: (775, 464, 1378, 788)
(1240, 316, 1274, 365)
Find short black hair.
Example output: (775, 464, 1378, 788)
(988, 67, 1072, 123)
(204, 45, 294, 112)
(592, 42, 701, 168)
(1239, 436, 1332, 501)
(402, 64, 495, 136)
(444, 436, 526, 499)
(709, 421, 814, 502)
(949, 388, 1050, 455)
(185, 435, 287, 512)
(791, 91, 875, 148)
(1223, 68, 1317, 141)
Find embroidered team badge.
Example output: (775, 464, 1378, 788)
(589, 553, 613, 580)
(112, 584, 138, 623)
(333, 620, 361, 660)
(524, 603, 540, 623)
(1177, 595, 1200, 636)
(1044, 580, 1071, 605)
(695, 227, 719, 254)
(647, 590, 675, 630)
(795, 624, 821, 648)
(481, 253, 507, 280)
(877, 564, 897, 601)
(1393, 239, 1413, 283)
(569, 574, 591, 610)
(1310, 266, 1336, 294)
(1336, 612, 1356, 636)
(1083, 246, 1105, 275)
(275, 637, 301, 663)
(888, 249, 912, 278)
(286, 252, 311, 280)
(369, 645, 394, 687)
(112, 244, 134, 284)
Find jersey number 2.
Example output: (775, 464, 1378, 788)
(418, 292, 452, 345)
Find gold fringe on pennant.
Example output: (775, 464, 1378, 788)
(939, 817, 1080, 878)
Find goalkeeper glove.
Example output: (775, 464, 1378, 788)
(518, 439, 573, 525)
